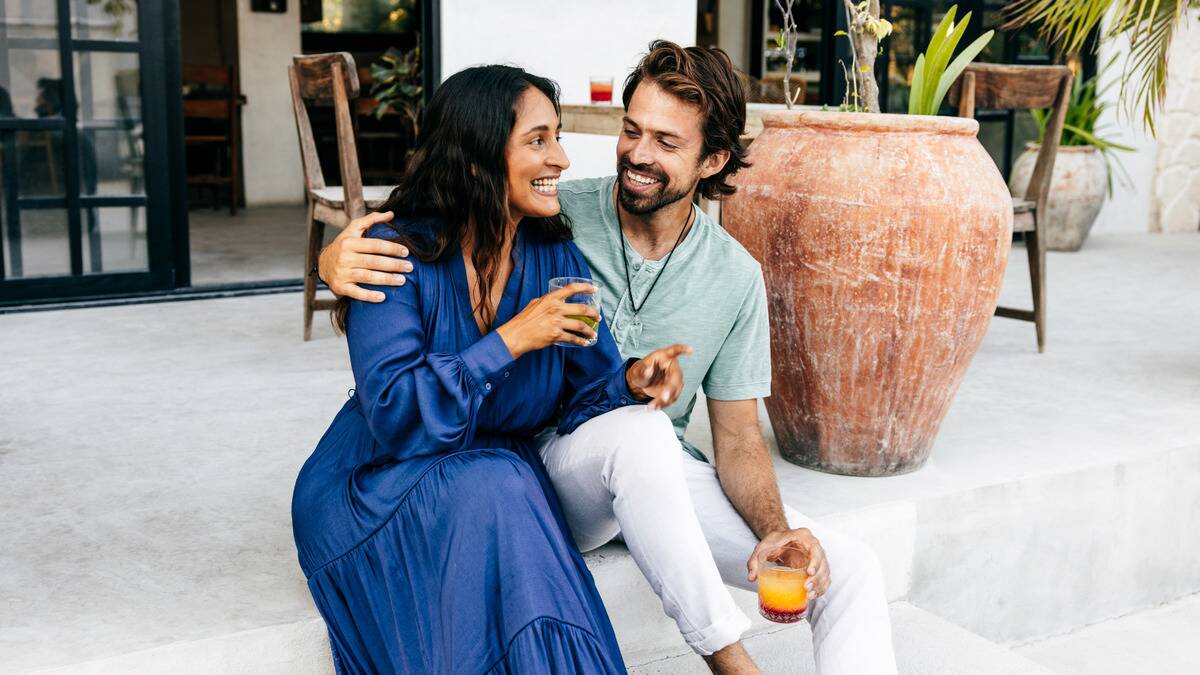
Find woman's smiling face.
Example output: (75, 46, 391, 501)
(505, 86, 570, 222)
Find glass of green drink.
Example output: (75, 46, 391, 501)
(549, 276, 601, 347)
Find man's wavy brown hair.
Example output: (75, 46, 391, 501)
(621, 40, 749, 200)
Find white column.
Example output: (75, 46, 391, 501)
(1151, 9, 1200, 233)
(236, 0, 305, 206)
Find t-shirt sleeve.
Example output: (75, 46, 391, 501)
(701, 264, 772, 401)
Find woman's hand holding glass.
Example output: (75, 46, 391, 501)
(496, 283, 602, 357)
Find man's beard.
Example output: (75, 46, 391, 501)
(617, 157, 697, 215)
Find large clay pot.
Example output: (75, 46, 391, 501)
(1009, 143, 1108, 252)
(724, 111, 1012, 476)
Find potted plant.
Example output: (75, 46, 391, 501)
(1009, 68, 1134, 251)
(723, 3, 1010, 476)
(368, 46, 424, 140)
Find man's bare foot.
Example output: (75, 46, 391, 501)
(702, 641, 761, 674)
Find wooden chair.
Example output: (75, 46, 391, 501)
(950, 63, 1073, 353)
(289, 52, 396, 340)
(182, 64, 241, 214)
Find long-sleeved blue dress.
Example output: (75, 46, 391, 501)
(292, 221, 639, 674)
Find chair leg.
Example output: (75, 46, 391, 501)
(1026, 217, 1047, 353)
(303, 201, 323, 341)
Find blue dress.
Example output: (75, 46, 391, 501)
(292, 221, 639, 674)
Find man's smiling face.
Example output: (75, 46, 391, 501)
(615, 81, 709, 215)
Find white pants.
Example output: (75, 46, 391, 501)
(539, 406, 898, 674)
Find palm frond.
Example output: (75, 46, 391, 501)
(1004, 0, 1194, 135)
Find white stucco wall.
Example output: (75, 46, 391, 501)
(1151, 10, 1200, 233)
(236, 0, 305, 206)
(1094, 9, 1200, 235)
(1091, 30, 1159, 235)
(438, 0, 698, 181)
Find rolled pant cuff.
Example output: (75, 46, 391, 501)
(680, 609, 753, 656)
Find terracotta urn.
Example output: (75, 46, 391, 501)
(1010, 143, 1108, 252)
(724, 111, 1012, 476)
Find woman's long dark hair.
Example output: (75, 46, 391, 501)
(332, 65, 571, 334)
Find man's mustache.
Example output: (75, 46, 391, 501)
(618, 157, 668, 183)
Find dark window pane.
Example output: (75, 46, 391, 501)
(78, 126, 144, 196)
(885, 5, 922, 113)
(1011, 109, 1041, 163)
(978, 9, 1008, 64)
(2, 209, 70, 278)
(71, 0, 138, 40)
(74, 51, 141, 120)
(752, 0, 824, 106)
(83, 206, 146, 274)
(302, 0, 416, 33)
(2, 0, 59, 39)
(978, 119, 1007, 175)
(0, 49, 63, 119)
(3, 129, 67, 196)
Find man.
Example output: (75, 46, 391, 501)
(318, 41, 897, 674)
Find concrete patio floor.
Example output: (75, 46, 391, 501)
(1, 230, 1198, 673)
(187, 205, 314, 286)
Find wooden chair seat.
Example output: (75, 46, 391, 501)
(1013, 198, 1036, 233)
(311, 184, 394, 210)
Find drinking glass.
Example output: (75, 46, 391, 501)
(549, 276, 601, 347)
(757, 561, 808, 623)
(589, 76, 613, 104)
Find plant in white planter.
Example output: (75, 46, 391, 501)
(1010, 69, 1135, 251)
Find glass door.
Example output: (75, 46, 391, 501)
(0, 0, 181, 304)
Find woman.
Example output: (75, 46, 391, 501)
(292, 65, 690, 673)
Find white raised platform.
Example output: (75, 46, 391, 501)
(3, 231, 1199, 673)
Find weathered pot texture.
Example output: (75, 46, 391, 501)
(1009, 143, 1108, 252)
(724, 111, 1012, 476)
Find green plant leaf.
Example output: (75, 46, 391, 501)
(908, 53, 926, 115)
(922, 12, 974, 115)
(1063, 123, 1137, 152)
(930, 29, 994, 114)
(911, 7, 957, 115)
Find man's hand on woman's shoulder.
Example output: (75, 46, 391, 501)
(318, 210, 413, 303)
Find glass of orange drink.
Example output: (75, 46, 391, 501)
(589, 76, 613, 104)
(757, 560, 808, 623)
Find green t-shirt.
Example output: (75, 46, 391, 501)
(559, 176, 772, 462)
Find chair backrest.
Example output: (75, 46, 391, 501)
(183, 64, 235, 88)
(288, 52, 365, 219)
(182, 64, 237, 119)
(948, 63, 1073, 218)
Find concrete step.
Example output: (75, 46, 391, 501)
(629, 602, 1056, 675)
(33, 603, 1055, 675)
(1015, 593, 1200, 675)
(24, 444, 1200, 674)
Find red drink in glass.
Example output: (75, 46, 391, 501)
(590, 77, 613, 104)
